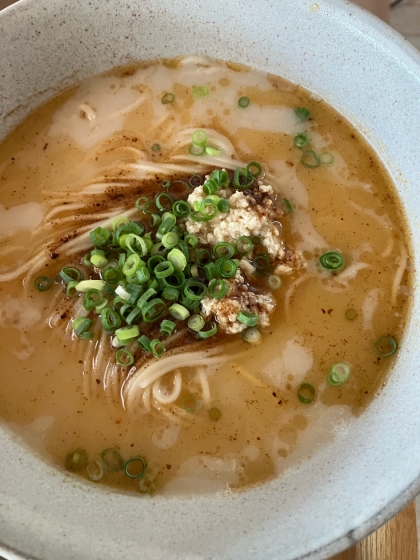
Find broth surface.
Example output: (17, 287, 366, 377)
(0, 57, 411, 494)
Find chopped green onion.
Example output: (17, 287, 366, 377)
(34, 276, 52, 292)
(302, 150, 320, 168)
(213, 242, 235, 259)
(267, 274, 282, 289)
(72, 317, 94, 337)
(243, 327, 262, 344)
(101, 308, 122, 332)
(122, 253, 143, 276)
(125, 307, 142, 325)
(87, 460, 104, 482)
(233, 167, 254, 189)
(294, 133, 309, 149)
(162, 287, 180, 301)
(199, 199, 218, 220)
(345, 308, 358, 321)
(161, 92, 175, 104)
(90, 227, 111, 246)
(374, 336, 398, 357)
(151, 143, 161, 152)
(167, 248, 187, 271)
(208, 278, 228, 299)
(208, 407, 221, 421)
(155, 192, 173, 213)
(162, 270, 185, 290)
(83, 289, 104, 311)
(101, 448, 125, 472)
(115, 348, 135, 366)
(238, 96, 250, 108)
(297, 383, 315, 404)
(327, 362, 351, 386)
(217, 259, 237, 278)
(65, 448, 88, 472)
(150, 339, 165, 357)
(181, 393, 200, 412)
(192, 86, 209, 99)
(136, 266, 151, 284)
(235, 237, 253, 256)
(195, 248, 212, 267)
(184, 234, 198, 249)
(79, 331, 95, 340)
(251, 235, 262, 246)
(192, 130, 208, 147)
(102, 267, 121, 284)
(60, 267, 83, 284)
(294, 107, 310, 122)
(112, 215, 130, 231)
(168, 303, 190, 321)
(138, 335, 152, 352)
(76, 279, 106, 292)
(217, 199, 230, 213)
(188, 314, 205, 332)
(205, 146, 221, 156)
(188, 144, 205, 156)
(160, 319, 176, 336)
(66, 280, 79, 298)
(115, 325, 140, 343)
(125, 456, 147, 479)
(189, 174, 202, 187)
(90, 250, 108, 268)
(142, 298, 166, 323)
(204, 262, 217, 281)
(154, 260, 174, 278)
(237, 310, 258, 327)
(115, 285, 131, 300)
(161, 232, 179, 249)
(150, 214, 162, 228)
(283, 198, 293, 214)
(246, 161, 262, 177)
(203, 178, 218, 196)
(319, 251, 345, 271)
(172, 200, 190, 218)
(197, 321, 218, 339)
(136, 196, 151, 214)
(320, 152, 334, 164)
(184, 280, 207, 301)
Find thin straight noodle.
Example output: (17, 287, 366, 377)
(196, 368, 211, 404)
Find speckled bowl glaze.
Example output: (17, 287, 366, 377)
(1, 1, 420, 559)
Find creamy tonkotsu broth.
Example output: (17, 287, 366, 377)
(0, 57, 411, 494)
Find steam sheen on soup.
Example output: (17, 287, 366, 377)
(0, 57, 411, 494)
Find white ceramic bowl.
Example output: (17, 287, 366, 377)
(1, 1, 420, 559)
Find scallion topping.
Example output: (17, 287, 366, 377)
(319, 251, 345, 271)
(327, 362, 351, 386)
(182, 393, 200, 412)
(72, 317, 94, 338)
(150, 339, 165, 357)
(197, 321, 217, 339)
(168, 303, 190, 321)
(101, 448, 125, 472)
(34, 276, 52, 292)
(267, 274, 282, 289)
(213, 242, 235, 259)
(345, 308, 358, 321)
(161, 92, 175, 104)
(302, 150, 320, 168)
(151, 143, 161, 152)
(192, 130, 208, 147)
(320, 152, 334, 164)
(374, 336, 398, 357)
(207, 278, 228, 299)
(192, 86, 209, 99)
(243, 327, 262, 344)
(297, 383, 315, 404)
(246, 162, 262, 177)
(235, 237, 253, 256)
(208, 407, 221, 421)
(160, 319, 176, 336)
(115, 348, 135, 366)
(125, 456, 147, 479)
(237, 310, 258, 327)
(65, 448, 88, 472)
(188, 314, 205, 332)
(294, 133, 309, 149)
(60, 267, 83, 284)
(238, 96, 250, 108)
(294, 107, 310, 122)
(283, 198, 293, 214)
(217, 199, 230, 213)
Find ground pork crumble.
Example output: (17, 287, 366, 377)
(185, 170, 305, 335)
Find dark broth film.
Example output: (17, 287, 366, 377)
(0, 57, 411, 494)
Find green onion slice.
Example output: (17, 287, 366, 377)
(213, 242, 235, 259)
(217, 199, 230, 213)
(283, 198, 293, 214)
(189, 174, 202, 187)
(167, 248, 187, 271)
(235, 237, 253, 256)
(66, 280, 79, 298)
(192, 129, 208, 147)
(319, 251, 344, 271)
(161, 92, 175, 104)
(345, 308, 358, 321)
(184, 281, 207, 301)
(102, 267, 121, 284)
(90, 227, 111, 246)
(72, 317, 93, 337)
(197, 321, 218, 339)
(302, 150, 320, 168)
(188, 314, 205, 332)
(208, 278, 228, 299)
(181, 393, 200, 412)
(154, 260, 174, 278)
(76, 279, 106, 292)
(217, 259, 237, 278)
(115, 348, 135, 366)
(168, 303, 190, 321)
(87, 460, 104, 482)
(294, 133, 309, 149)
(138, 335, 152, 352)
(150, 339, 165, 357)
(246, 161, 262, 177)
(162, 287, 180, 301)
(160, 319, 176, 336)
(155, 192, 173, 213)
(374, 336, 398, 357)
(327, 362, 351, 387)
(60, 267, 83, 284)
(142, 298, 166, 323)
(101, 307, 122, 332)
(151, 143, 161, 152)
(192, 86, 209, 99)
(83, 289, 104, 311)
(320, 152, 334, 164)
(238, 96, 250, 108)
(172, 200, 190, 218)
(64, 448, 88, 472)
(297, 383, 316, 404)
(101, 448, 125, 472)
(188, 144, 205, 156)
(294, 107, 310, 122)
(125, 456, 147, 479)
(34, 276, 52, 292)
(233, 167, 254, 189)
(208, 407, 221, 421)
(267, 274, 282, 289)
(243, 327, 262, 344)
(237, 310, 258, 327)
